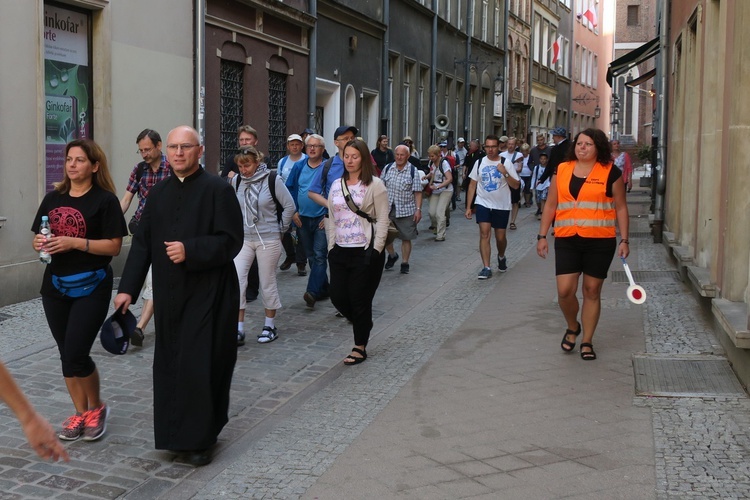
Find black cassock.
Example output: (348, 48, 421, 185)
(119, 168, 243, 451)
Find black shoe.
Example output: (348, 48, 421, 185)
(303, 292, 316, 309)
(131, 327, 145, 347)
(279, 257, 295, 271)
(400, 263, 410, 274)
(297, 264, 307, 276)
(246, 291, 258, 302)
(175, 449, 212, 467)
(384, 253, 399, 270)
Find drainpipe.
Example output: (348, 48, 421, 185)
(381, 0, 390, 135)
(502, 0, 509, 134)
(308, 0, 318, 129)
(463, 0, 473, 140)
(194, 0, 206, 145)
(430, 0, 437, 144)
(652, 0, 669, 244)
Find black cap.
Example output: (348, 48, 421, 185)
(100, 310, 136, 355)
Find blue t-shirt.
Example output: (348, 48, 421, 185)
(297, 164, 327, 218)
(309, 155, 344, 199)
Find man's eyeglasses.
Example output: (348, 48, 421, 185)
(137, 147, 154, 155)
(307, 144, 325, 149)
(166, 144, 199, 152)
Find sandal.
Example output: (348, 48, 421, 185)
(257, 326, 278, 344)
(509, 223, 517, 230)
(560, 322, 581, 352)
(580, 343, 597, 360)
(344, 347, 367, 365)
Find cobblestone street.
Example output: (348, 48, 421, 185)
(1, 186, 748, 499)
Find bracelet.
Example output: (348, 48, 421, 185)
(620, 239, 629, 245)
(416, 207, 422, 211)
(84, 239, 90, 252)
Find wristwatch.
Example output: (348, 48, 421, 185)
(537, 234, 546, 240)
(503, 172, 509, 178)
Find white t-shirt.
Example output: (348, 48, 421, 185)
(500, 150, 524, 174)
(469, 156, 520, 210)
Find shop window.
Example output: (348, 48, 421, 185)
(268, 71, 288, 168)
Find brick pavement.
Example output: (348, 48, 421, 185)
(0, 186, 748, 499)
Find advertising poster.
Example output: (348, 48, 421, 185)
(43, 3, 91, 192)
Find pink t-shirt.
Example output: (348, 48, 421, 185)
(330, 180, 368, 247)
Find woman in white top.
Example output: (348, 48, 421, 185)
(326, 139, 390, 365)
(425, 144, 453, 241)
(232, 147, 296, 345)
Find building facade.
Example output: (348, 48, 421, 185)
(204, 0, 313, 172)
(506, 0, 532, 141)
(662, 0, 750, 386)
(530, 0, 564, 143)
(0, 0, 194, 306)
(612, 0, 657, 145)
(570, 0, 614, 137)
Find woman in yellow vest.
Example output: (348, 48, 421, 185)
(536, 128, 630, 360)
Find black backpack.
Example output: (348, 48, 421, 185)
(235, 171, 284, 223)
(319, 156, 336, 197)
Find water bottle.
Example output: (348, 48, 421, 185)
(39, 216, 52, 264)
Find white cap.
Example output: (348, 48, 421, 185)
(457, 137, 465, 143)
(287, 134, 303, 142)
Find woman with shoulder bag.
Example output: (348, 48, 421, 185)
(326, 139, 390, 365)
(31, 139, 128, 442)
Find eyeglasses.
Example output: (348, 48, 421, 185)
(137, 147, 154, 155)
(307, 144, 325, 149)
(166, 144, 199, 152)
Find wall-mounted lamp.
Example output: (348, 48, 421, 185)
(594, 105, 601, 118)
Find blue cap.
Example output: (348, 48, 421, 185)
(551, 127, 567, 137)
(100, 310, 135, 355)
(334, 125, 358, 139)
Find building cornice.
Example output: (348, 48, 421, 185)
(206, 14, 310, 55)
(318, 0, 385, 38)
(235, 0, 316, 27)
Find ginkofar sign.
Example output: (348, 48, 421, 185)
(43, 3, 92, 192)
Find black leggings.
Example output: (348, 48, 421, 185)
(328, 245, 386, 347)
(42, 267, 113, 378)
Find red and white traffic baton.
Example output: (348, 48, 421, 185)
(621, 257, 646, 304)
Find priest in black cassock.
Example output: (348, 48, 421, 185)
(114, 125, 243, 466)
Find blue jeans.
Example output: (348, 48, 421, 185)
(298, 215, 329, 298)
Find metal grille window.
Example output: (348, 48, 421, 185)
(314, 107, 324, 135)
(268, 71, 287, 168)
(220, 60, 244, 167)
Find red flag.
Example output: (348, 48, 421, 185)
(582, 6, 598, 27)
(551, 35, 563, 65)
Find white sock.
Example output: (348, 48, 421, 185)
(237, 322, 244, 332)
(265, 316, 275, 328)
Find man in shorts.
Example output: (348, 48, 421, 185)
(381, 144, 423, 274)
(464, 134, 521, 279)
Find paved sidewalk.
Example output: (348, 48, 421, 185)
(2, 186, 749, 499)
(302, 215, 655, 499)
